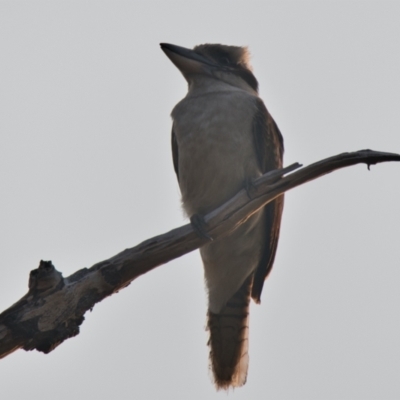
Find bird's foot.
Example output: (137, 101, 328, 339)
(190, 214, 213, 241)
(244, 177, 257, 200)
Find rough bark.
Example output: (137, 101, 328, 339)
(0, 149, 399, 359)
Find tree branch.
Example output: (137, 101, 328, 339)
(1, 149, 399, 359)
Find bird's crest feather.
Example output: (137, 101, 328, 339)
(194, 44, 253, 71)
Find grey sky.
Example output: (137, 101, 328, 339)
(0, 1, 399, 399)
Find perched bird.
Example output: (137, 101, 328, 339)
(161, 43, 284, 389)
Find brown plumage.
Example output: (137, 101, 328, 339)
(161, 42, 284, 389)
(207, 275, 252, 388)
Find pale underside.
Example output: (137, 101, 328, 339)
(172, 81, 264, 314)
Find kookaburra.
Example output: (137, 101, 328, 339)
(161, 43, 284, 389)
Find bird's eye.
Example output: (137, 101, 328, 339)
(222, 57, 230, 65)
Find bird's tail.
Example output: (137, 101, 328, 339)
(207, 275, 252, 390)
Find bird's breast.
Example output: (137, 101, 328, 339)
(172, 91, 260, 216)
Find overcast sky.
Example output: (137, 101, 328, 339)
(1, 1, 400, 399)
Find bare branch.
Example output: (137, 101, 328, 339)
(1, 149, 399, 359)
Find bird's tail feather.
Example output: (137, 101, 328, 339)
(207, 275, 252, 390)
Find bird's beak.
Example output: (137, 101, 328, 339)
(160, 43, 216, 78)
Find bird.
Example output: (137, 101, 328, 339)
(160, 42, 284, 389)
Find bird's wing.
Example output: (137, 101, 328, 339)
(171, 124, 180, 182)
(251, 97, 284, 303)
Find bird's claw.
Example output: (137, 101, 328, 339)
(244, 178, 257, 200)
(190, 214, 213, 241)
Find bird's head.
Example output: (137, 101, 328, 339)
(160, 43, 258, 93)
